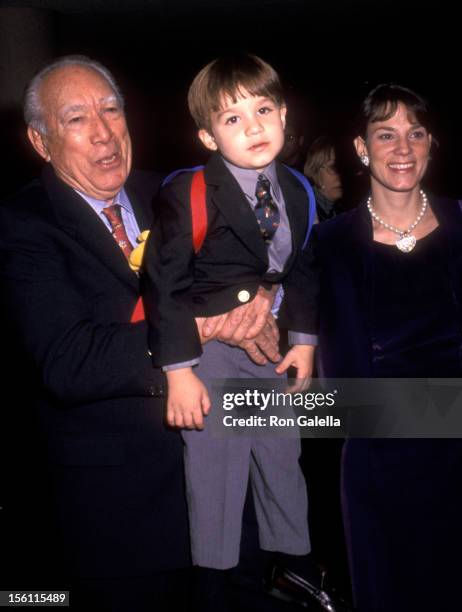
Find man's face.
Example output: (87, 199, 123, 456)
(28, 65, 132, 202)
(198, 90, 286, 171)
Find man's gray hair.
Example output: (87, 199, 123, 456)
(24, 55, 125, 135)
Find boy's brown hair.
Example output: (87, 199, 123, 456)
(188, 53, 285, 131)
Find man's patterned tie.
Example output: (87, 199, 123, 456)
(254, 174, 280, 244)
(101, 204, 134, 259)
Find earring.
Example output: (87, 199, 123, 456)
(360, 154, 370, 167)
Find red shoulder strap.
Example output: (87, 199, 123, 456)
(131, 169, 207, 323)
(130, 296, 145, 323)
(191, 169, 207, 253)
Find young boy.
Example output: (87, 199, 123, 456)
(143, 54, 325, 609)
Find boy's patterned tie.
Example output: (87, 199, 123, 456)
(101, 204, 134, 259)
(254, 174, 280, 244)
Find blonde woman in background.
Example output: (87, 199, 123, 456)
(304, 136, 343, 222)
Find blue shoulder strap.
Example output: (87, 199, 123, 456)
(161, 163, 316, 249)
(283, 165, 317, 249)
(161, 165, 205, 187)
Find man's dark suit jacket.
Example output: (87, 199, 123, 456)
(143, 153, 318, 367)
(0, 166, 190, 580)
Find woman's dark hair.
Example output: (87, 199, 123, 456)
(356, 83, 432, 138)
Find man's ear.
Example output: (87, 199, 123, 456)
(353, 136, 368, 159)
(198, 129, 218, 152)
(27, 126, 51, 162)
(280, 104, 287, 130)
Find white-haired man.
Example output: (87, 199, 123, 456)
(0, 55, 278, 611)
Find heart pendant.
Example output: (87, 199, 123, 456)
(396, 234, 416, 253)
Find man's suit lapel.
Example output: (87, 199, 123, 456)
(124, 171, 155, 233)
(42, 166, 140, 292)
(204, 154, 269, 265)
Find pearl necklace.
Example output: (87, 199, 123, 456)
(367, 189, 428, 253)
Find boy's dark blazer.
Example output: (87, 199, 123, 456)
(143, 153, 318, 367)
(0, 165, 190, 580)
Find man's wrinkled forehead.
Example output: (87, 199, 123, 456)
(41, 65, 116, 116)
(57, 95, 119, 123)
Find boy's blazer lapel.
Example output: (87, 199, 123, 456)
(204, 154, 269, 265)
(277, 163, 309, 257)
(42, 166, 140, 292)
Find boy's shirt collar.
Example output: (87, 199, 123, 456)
(221, 156, 281, 203)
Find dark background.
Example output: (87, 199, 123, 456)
(0, 0, 460, 199)
(0, 0, 458, 603)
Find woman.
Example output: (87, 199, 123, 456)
(314, 84, 462, 611)
(304, 136, 343, 222)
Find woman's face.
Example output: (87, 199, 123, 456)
(317, 152, 343, 202)
(354, 102, 432, 194)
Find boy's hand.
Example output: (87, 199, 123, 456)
(275, 344, 315, 392)
(166, 368, 211, 430)
(201, 284, 278, 342)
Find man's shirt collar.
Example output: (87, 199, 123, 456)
(75, 187, 133, 214)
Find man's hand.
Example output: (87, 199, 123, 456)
(240, 316, 281, 364)
(165, 368, 211, 430)
(201, 284, 279, 343)
(196, 312, 280, 365)
(275, 344, 315, 392)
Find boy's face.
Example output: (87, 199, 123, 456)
(198, 90, 287, 171)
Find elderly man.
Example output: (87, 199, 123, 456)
(0, 55, 278, 611)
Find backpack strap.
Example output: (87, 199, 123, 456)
(161, 164, 205, 188)
(131, 167, 206, 323)
(190, 170, 207, 253)
(132, 165, 315, 323)
(130, 296, 145, 323)
(161, 166, 207, 253)
(167, 165, 315, 251)
(283, 165, 317, 249)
